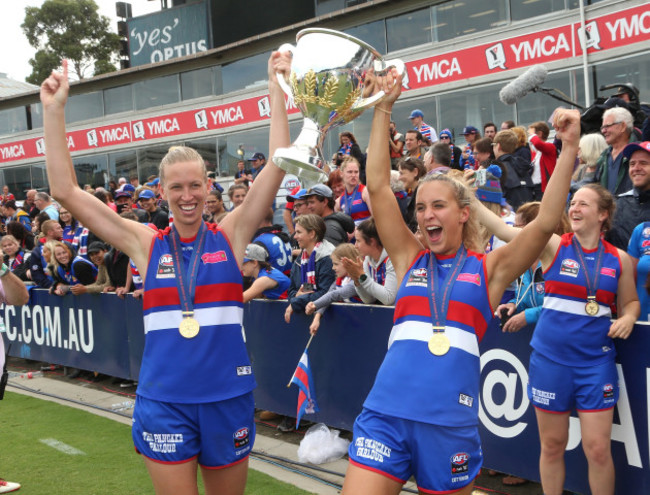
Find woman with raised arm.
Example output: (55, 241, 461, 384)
(476, 180, 638, 495)
(340, 70, 579, 495)
(41, 54, 290, 495)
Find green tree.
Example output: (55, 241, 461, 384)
(22, 0, 121, 84)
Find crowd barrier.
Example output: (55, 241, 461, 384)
(3, 288, 650, 493)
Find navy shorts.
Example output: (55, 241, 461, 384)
(132, 392, 255, 468)
(528, 351, 619, 413)
(348, 408, 482, 493)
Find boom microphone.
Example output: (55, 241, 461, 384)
(499, 65, 548, 105)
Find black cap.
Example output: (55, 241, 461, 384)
(87, 241, 106, 254)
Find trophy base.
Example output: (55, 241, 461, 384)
(273, 147, 328, 186)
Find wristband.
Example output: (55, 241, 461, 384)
(0, 263, 9, 278)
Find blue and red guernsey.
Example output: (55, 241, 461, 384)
(341, 185, 371, 224)
(259, 267, 290, 300)
(129, 259, 143, 291)
(364, 249, 492, 427)
(140, 223, 255, 403)
(532, 233, 621, 366)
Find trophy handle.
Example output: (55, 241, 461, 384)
(275, 43, 295, 97)
(352, 58, 406, 110)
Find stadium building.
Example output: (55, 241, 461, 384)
(0, 0, 647, 198)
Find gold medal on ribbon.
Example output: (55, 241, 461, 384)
(179, 316, 200, 339)
(428, 330, 450, 356)
(585, 298, 599, 316)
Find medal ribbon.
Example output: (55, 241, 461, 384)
(343, 185, 358, 217)
(571, 235, 604, 303)
(427, 246, 467, 332)
(169, 221, 208, 317)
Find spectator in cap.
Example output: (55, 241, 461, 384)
(115, 189, 147, 222)
(2, 200, 30, 231)
(607, 142, 650, 251)
(203, 190, 226, 223)
(408, 108, 437, 146)
(460, 126, 481, 170)
(335, 157, 372, 227)
(284, 187, 309, 236)
(248, 152, 267, 181)
(137, 188, 169, 229)
(228, 183, 248, 210)
(473, 165, 513, 252)
(438, 128, 462, 170)
(241, 243, 290, 302)
(305, 184, 355, 246)
(69, 241, 113, 295)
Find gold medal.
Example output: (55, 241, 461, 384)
(585, 299, 599, 316)
(179, 317, 200, 339)
(428, 332, 450, 356)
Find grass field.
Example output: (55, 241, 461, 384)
(0, 392, 314, 495)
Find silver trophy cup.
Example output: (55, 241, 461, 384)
(273, 28, 404, 185)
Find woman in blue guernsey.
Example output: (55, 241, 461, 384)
(477, 186, 638, 495)
(49, 241, 97, 295)
(41, 54, 291, 495)
(340, 71, 579, 495)
(241, 243, 290, 302)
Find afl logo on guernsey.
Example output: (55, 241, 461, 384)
(406, 268, 427, 287)
(156, 254, 175, 278)
(560, 258, 579, 277)
(201, 251, 227, 264)
(451, 452, 469, 474)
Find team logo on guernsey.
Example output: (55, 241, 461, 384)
(156, 254, 175, 278)
(603, 383, 615, 402)
(456, 273, 481, 285)
(406, 268, 427, 287)
(535, 282, 545, 294)
(600, 267, 616, 278)
(233, 427, 250, 451)
(451, 452, 469, 474)
(560, 258, 579, 277)
(644, 227, 650, 237)
(201, 251, 227, 264)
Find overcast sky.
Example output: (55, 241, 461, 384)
(1, 0, 160, 83)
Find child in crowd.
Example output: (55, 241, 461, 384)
(305, 243, 362, 334)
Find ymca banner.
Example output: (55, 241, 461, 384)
(3, 291, 650, 493)
(2, 3, 649, 164)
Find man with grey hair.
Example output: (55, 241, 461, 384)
(595, 106, 637, 195)
(23, 188, 39, 218)
(34, 191, 59, 220)
(423, 142, 452, 174)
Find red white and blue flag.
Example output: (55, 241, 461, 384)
(290, 350, 319, 429)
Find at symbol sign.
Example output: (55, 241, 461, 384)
(479, 349, 529, 438)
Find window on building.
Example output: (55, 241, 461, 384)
(217, 126, 271, 177)
(222, 52, 270, 94)
(593, 53, 650, 106)
(345, 19, 387, 54)
(435, 0, 507, 42)
(181, 67, 214, 101)
(515, 71, 575, 126)
(511, 0, 566, 22)
(109, 150, 138, 184)
(30, 103, 43, 130)
(137, 145, 176, 184)
(0, 107, 28, 137)
(134, 74, 180, 111)
(3, 166, 34, 199)
(105, 85, 133, 115)
(386, 8, 432, 52)
(184, 137, 218, 177)
(73, 154, 108, 189)
(65, 91, 104, 124)
(31, 163, 48, 195)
